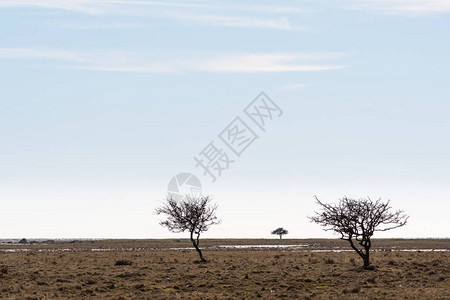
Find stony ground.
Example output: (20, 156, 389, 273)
(0, 239, 448, 299)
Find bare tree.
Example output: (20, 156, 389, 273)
(309, 196, 408, 268)
(271, 228, 288, 239)
(156, 195, 219, 262)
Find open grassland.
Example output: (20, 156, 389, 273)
(0, 239, 449, 299)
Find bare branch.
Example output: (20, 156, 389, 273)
(309, 196, 408, 268)
(156, 194, 219, 262)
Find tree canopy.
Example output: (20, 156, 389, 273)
(271, 227, 288, 239)
(156, 195, 219, 262)
(310, 196, 408, 267)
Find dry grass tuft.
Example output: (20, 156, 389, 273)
(0, 239, 448, 299)
(114, 259, 133, 266)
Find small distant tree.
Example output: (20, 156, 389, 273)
(271, 228, 288, 239)
(156, 195, 219, 262)
(310, 196, 408, 268)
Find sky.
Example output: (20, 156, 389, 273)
(0, 0, 449, 239)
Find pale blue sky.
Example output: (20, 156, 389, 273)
(0, 0, 449, 239)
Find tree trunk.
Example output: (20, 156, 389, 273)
(363, 255, 370, 268)
(348, 238, 370, 268)
(279, 234, 282, 239)
(190, 231, 206, 262)
(363, 247, 370, 268)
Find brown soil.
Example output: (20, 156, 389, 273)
(0, 239, 448, 299)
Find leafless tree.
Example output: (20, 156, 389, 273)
(271, 228, 288, 239)
(309, 196, 408, 268)
(156, 195, 219, 262)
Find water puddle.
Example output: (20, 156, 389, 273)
(216, 244, 309, 249)
(0, 245, 448, 253)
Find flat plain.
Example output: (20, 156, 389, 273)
(0, 239, 449, 299)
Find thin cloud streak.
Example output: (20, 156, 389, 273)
(105, 0, 308, 13)
(0, 0, 307, 14)
(348, 0, 450, 15)
(50, 22, 145, 30)
(0, 48, 349, 74)
(0, 0, 306, 30)
(276, 83, 311, 91)
(0, 48, 85, 61)
(5, 0, 449, 17)
(0, 0, 105, 14)
(167, 12, 296, 30)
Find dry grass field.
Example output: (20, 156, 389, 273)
(0, 239, 449, 299)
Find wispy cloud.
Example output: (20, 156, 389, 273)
(167, 12, 296, 30)
(347, 0, 450, 15)
(104, 1, 308, 14)
(0, 0, 307, 14)
(276, 83, 311, 91)
(49, 22, 145, 30)
(0, 48, 84, 61)
(8, 0, 449, 19)
(0, 48, 348, 74)
(0, 0, 105, 14)
(0, 0, 306, 30)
